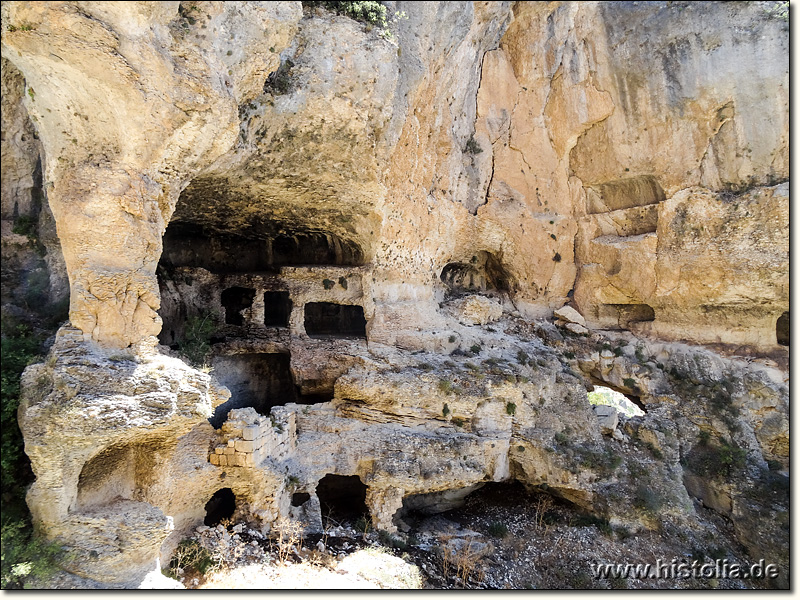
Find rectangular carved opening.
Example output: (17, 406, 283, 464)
(221, 287, 256, 326)
(264, 291, 292, 328)
(304, 302, 366, 338)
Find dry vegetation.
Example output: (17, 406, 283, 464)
(159, 481, 768, 590)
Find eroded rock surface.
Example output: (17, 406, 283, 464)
(2, 0, 788, 589)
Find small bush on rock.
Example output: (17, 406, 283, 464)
(633, 485, 664, 516)
(177, 313, 217, 367)
(303, 1, 405, 39)
(1, 519, 65, 588)
(487, 522, 509, 538)
(685, 438, 747, 479)
(165, 539, 216, 579)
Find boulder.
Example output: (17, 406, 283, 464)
(554, 306, 586, 326)
(592, 404, 619, 434)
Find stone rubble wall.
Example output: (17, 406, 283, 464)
(210, 407, 296, 467)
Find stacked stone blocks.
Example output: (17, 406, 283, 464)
(209, 407, 296, 467)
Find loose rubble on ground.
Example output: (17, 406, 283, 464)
(163, 482, 763, 590)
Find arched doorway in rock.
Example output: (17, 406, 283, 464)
(315, 474, 369, 527)
(588, 385, 645, 417)
(776, 312, 789, 346)
(204, 488, 236, 526)
(304, 302, 367, 338)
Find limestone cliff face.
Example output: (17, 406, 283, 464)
(1, 1, 788, 589)
(2, 1, 787, 351)
(2, 0, 302, 348)
(475, 1, 788, 348)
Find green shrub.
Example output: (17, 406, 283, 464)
(554, 431, 569, 445)
(303, 1, 403, 38)
(23, 269, 50, 310)
(763, 0, 789, 21)
(354, 515, 372, 534)
(12, 215, 37, 238)
(322, 278, 335, 290)
(645, 442, 663, 460)
(506, 401, 516, 416)
(487, 522, 508, 538)
(1, 519, 66, 588)
(1, 325, 41, 498)
(633, 485, 663, 515)
(469, 344, 481, 355)
(575, 444, 622, 475)
(515, 350, 529, 365)
(451, 417, 464, 427)
(165, 539, 215, 579)
(573, 514, 612, 537)
(627, 462, 647, 479)
(438, 380, 454, 394)
(615, 526, 633, 541)
(609, 577, 629, 589)
(685, 438, 746, 479)
(1, 313, 67, 588)
(417, 362, 434, 371)
(759, 469, 789, 495)
(442, 403, 450, 417)
(622, 377, 636, 389)
(176, 313, 217, 367)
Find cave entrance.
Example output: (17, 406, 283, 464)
(160, 220, 365, 272)
(316, 474, 369, 526)
(291, 492, 311, 507)
(304, 303, 367, 338)
(396, 483, 485, 529)
(264, 291, 292, 328)
(208, 353, 298, 427)
(160, 222, 275, 273)
(271, 232, 364, 266)
(777, 312, 789, 346)
(589, 385, 645, 416)
(204, 488, 236, 526)
(222, 287, 256, 326)
(396, 481, 583, 533)
(440, 251, 515, 295)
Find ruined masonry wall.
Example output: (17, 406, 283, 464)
(210, 407, 296, 467)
